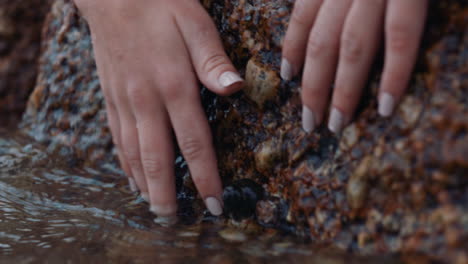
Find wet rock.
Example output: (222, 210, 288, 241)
(223, 179, 265, 221)
(0, 0, 51, 126)
(6, 0, 468, 262)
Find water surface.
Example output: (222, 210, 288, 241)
(0, 129, 399, 263)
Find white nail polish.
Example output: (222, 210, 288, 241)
(328, 108, 346, 134)
(128, 178, 138, 192)
(219, 72, 243, 89)
(141, 192, 149, 202)
(280, 58, 293, 81)
(378, 92, 395, 117)
(302, 106, 316, 133)
(154, 215, 178, 227)
(205, 197, 223, 216)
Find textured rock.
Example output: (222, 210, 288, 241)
(0, 0, 51, 126)
(14, 0, 468, 262)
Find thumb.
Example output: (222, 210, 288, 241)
(175, 2, 244, 96)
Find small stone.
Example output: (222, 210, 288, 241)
(347, 157, 372, 210)
(340, 124, 360, 151)
(244, 57, 280, 107)
(398, 96, 423, 128)
(255, 138, 282, 173)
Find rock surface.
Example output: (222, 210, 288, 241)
(0, 0, 51, 126)
(12, 0, 468, 262)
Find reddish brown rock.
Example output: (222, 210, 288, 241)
(12, 0, 468, 262)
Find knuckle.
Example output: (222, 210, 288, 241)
(341, 31, 364, 64)
(141, 156, 164, 178)
(201, 54, 227, 75)
(159, 79, 184, 102)
(307, 31, 329, 59)
(126, 83, 151, 108)
(387, 22, 412, 53)
(291, 1, 312, 28)
(123, 148, 140, 166)
(180, 137, 205, 162)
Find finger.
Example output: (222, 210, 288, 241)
(92, 40, 139, 193)
(165, 82, 224, 216)
(281, 0, 323, 81)
(126, 80, 178, 222)
(379, 0, 428, 117)
(105, 100, 138, 192)
(330, 0, 386, 133)
(113, 91, 149, 202)
(301, 0, 352, 133)
(176, 2, 244, 96)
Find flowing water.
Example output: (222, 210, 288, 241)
(0, 129, 401, 263)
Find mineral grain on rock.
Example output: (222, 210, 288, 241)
(17, 0, 468, 262)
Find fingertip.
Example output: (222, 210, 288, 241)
(281, 58, 294, 81)
(153, 215, 178, 227)
(328, 107, 347, 134)
(150, 204, 178, 218)
(378, 92, 396, 117)
(204, 196, 223, 216)
(218, 71, 244, 94)
(302, 105, 317, 133)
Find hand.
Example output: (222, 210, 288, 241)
(74, 0, 243, 223)
(281, 0, 428, 133)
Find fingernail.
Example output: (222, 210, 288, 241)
(128, 178, 138, 192)
(280, 58, 293, 81)
(219, 71, 243, 89)
(378, 92, 395, 117)
(205, 197, 223, 216)
(150, 205, 177, 217)
(141, 192, 149, 202)
(154, 215, 178, 227)
(302, 106, 316, 133)
(328, 108, 346, 134)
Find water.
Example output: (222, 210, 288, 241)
(0, 129, 399, 263)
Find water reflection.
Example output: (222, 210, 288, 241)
(0, 130, 399, 263)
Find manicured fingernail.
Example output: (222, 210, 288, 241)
(141, 192, 149, 202)
(154, 215, 178, 227)
(378, 92, 395, 117)
(280, 58, 293, 81)
(128, 178, 138, 192)
(205, 197, 223, 216)
(302, 106, 316, 133)
(328, 108, 346, 134)
(219, 71, 243, 89)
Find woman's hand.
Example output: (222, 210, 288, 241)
(281, 0, 428, 133)
(75, 0, 243, 223)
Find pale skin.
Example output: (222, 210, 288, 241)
(74, 0, 427, 223)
